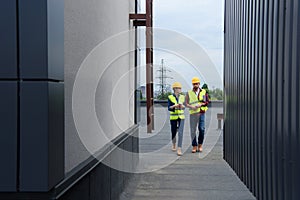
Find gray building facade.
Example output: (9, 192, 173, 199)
(224, 0, 300, 199)
(0, 0, 141, 199)
(0, 0, 64, 193)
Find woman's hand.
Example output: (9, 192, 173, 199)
(179, 104, 185, 109)
(171, 104, 180, 109)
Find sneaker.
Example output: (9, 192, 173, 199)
(177, 148, 182, 156)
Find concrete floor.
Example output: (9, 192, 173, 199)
(120, 106, 256, 200)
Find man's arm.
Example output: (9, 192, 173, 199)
(185, 92, 197, 110)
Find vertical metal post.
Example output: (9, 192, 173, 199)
(150, 0, 154, 131)
(146, 0, 153, 133)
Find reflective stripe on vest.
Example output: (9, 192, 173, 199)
(199, 89, 208, 112)
(188, 89, 208, 114)
(168, 94, 185, 120)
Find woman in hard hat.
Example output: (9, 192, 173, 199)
(185, 77, 209, 153)
(168, 82, 185, 156)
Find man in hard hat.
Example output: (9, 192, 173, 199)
(185, 77, 209, 153)
(168, 82, 185, 156)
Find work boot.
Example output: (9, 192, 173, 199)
(192, 146, 197, 153)
(172, 143, 176, 151)
(177, 148, 182, 156)
(198, 144, 203, 152)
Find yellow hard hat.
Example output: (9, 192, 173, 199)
(192, 77, 200, 84)
(172, 82, 182, 89)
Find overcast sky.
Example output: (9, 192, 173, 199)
(139, 0, 224, 90)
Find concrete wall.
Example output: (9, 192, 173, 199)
(65, 0, 136, 172)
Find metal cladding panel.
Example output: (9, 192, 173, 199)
(20, 82, 48, 191)
(271, 1, 279, 199)
(48, 82, 65, 189)
(265, 1, 273, 199)
(47, 0, 64, 80)
(224, 0, 300, 199)
(20, 81, 64, 192)
(283, 2, 293, 199)
(19, 0, 64, 80)
(0, 82, 17, 191)
(276, 0, 285, 199)
(0, 0, 17, 78)
(18, 0, 48, 79)
(290, 2, 300, 199)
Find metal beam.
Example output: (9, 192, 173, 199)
(133, 20, 146, 26)
(129, 13, 146, 20)
(150, 0, 154, 131)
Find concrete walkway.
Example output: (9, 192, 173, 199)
(120, 106, 256, 200)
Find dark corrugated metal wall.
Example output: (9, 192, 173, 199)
(224, 0, 300, 200)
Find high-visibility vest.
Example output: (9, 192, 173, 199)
(188, 89, 208, 114)
(168, 94, 185, 120)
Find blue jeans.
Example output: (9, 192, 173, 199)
(170, 119, 184, 148)
(190, 113, 205, 146)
